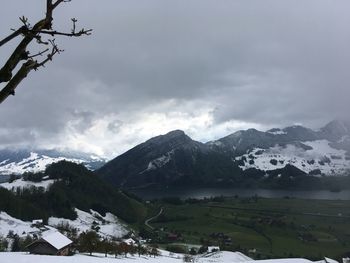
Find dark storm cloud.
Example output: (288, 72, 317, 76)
(1, 0, 350, 154)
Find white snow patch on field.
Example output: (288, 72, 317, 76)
(48, 209, 127, 238)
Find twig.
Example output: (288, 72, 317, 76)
(28, 48, 50, 59)
(31, 28, 92, 37)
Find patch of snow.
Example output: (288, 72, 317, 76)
(140, 150, 174, 173)
(268, 129, 287, 135)
(0, 179, 55, 192)
(0, 160, 9, 166)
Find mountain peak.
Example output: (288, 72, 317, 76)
(164, 129, 186, 137)
(146, 129, 189, 144)
(323, 119, 349, 132)
(321, 120, 350, 140)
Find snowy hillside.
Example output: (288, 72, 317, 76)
(236, 140, 350, 176)
(0, 211, 46, 237)
(49, 208, 128, 238)
(0, 208, 127, 239)
(0, 149, 106, 179)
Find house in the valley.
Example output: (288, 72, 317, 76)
(26, 231, 73, 256)
(123, 238, 137, 246)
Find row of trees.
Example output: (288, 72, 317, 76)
(1, 229, 160, 259)
(0, 232, 35, 252)
(77, 230, 159, 258)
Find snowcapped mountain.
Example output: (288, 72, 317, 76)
(0, 148, 106, 180)
(98, 120, 350, 189)
(210, 120, 350, 177)
(98, 130, 215, 187)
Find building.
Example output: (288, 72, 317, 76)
(123, 238, 136, 246)
(207, 246, 220, 253)
(26, 231, 73, 256)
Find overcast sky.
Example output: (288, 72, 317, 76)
(1, 0, 350, 158)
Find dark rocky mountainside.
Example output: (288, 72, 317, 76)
(98, 120, 350, 189)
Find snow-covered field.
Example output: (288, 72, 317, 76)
(237, 140, 350, 175)
(0, 212, 44, 237)
(0, 252, 337, 263)
(49, 209, 128, 238)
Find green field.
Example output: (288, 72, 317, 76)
(143, 197, 350, 260)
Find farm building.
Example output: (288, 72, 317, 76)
(26, 231, 72, 256)
(208, 246, 220, 253)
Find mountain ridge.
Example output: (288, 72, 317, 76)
(97, 120, 350, 189)
(0, 148, 106, 180)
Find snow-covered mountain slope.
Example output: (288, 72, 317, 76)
(48, 208, 128, 238)
(236, 140, 350, 176)
(0, 148, 106, 178)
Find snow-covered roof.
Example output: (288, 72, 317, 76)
(207, 246, 221, 252)
(123, 238, 136, 245)
(32, 219, 43, 224)
(42, 231, 72, 250)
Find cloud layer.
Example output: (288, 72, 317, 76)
(1, 0, 350, 158)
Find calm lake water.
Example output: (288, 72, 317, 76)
(131, 187, 350, 201)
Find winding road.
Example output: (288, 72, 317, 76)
(145, 207, 163, 229)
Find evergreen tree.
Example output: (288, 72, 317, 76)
(11, 235, 20, 252)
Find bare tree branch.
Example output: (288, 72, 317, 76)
(0, 0, 91, 104)
(0, 18, 47, 83)
(28, 48, 50, 59)
(31, 28, 92, 37)
(0, 26, 26, 47)
(0, 60, 36, 103)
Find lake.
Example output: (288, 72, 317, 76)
(131, 187, 350, 201)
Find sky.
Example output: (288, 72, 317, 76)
(1, 0, 350, 158)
